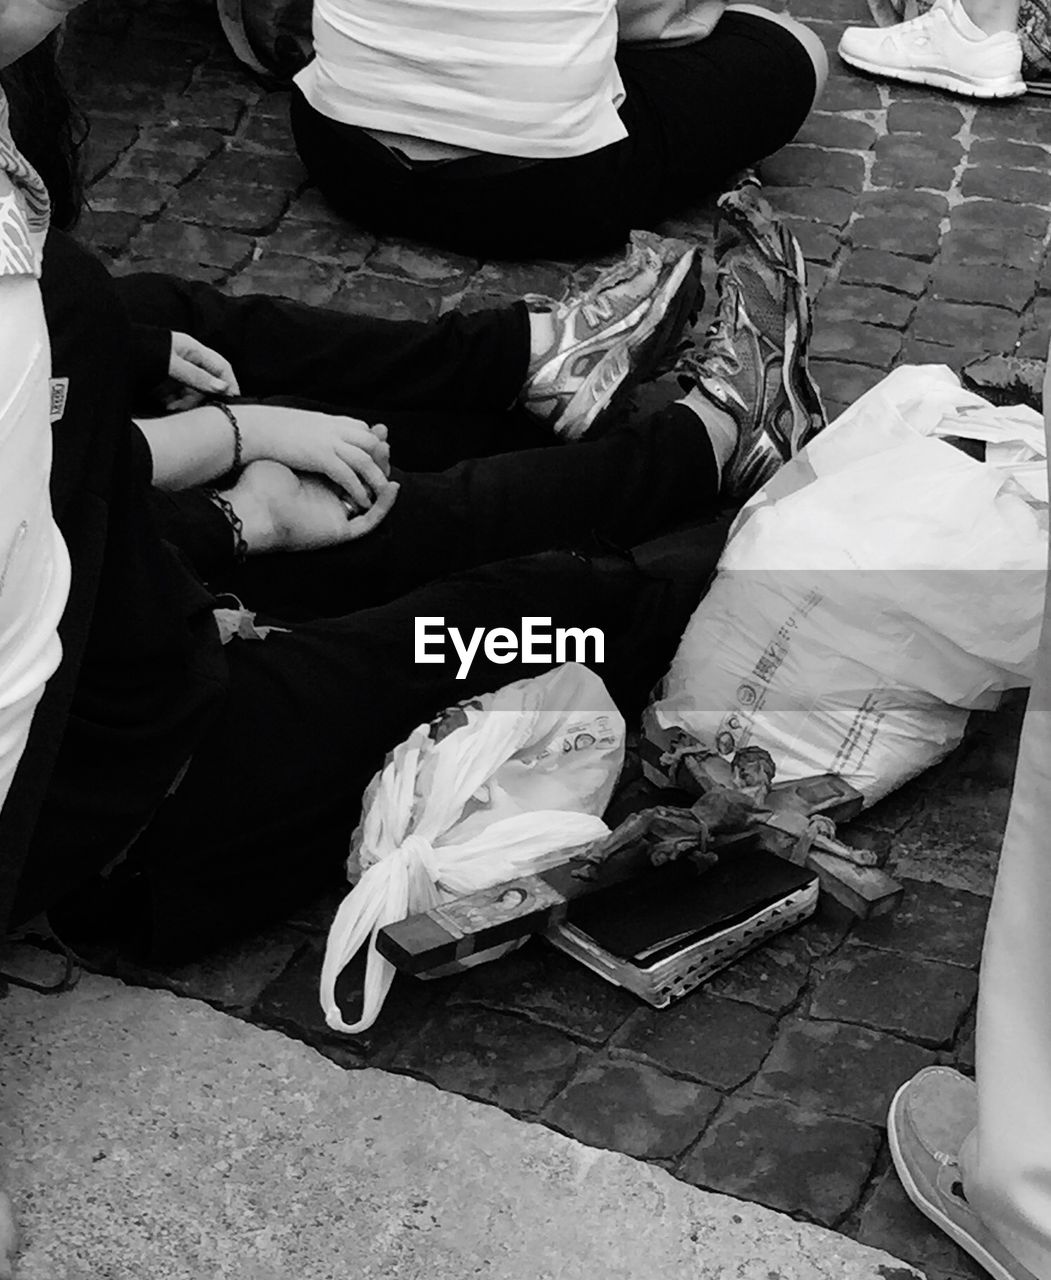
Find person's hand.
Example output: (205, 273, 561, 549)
(225, 459, 400, 553)
(236, 405, 392, 512)
(166, 332, 240, 407)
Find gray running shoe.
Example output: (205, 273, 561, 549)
(523, 230, 703, 441)
(675, 180, 827, 502)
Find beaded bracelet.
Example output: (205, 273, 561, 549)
(208, 399, 243, 473)
(204, 488, 249, 563)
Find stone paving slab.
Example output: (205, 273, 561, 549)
(1, 975, 924, 1280)
(31, 0, 1050, 1271)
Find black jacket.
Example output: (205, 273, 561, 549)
(0, 232, 227, 934)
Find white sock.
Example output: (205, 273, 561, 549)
(948, 0, 996, 40)
(677, 387, 738, 483)
(526, 308, 557, 377)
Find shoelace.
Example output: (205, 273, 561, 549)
(892, 6, 939, 45)
(716, 206, 799, 287)
(686, 204, 801, 387)
(682, 274, 751, 389)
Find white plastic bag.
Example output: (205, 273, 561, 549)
(646, 365, 1048, 805)
(320, 663, 624, 1033)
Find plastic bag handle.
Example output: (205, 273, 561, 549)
(320, 812, 610, 1033)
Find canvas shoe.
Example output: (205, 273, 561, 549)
(674, 181, 826, 503)
(522, 230, 703, 441)
(888, 1067, 1040, 1280)
(839, 0, 1025, 97)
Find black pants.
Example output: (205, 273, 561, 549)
(289, 11, 818, 259)
(34, 255, 730, 960)
(118, 270, 718, 617)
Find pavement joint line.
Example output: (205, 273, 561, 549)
(828, 1128, 886, 1233)
(674, 1093, 882, 1234)
(839, 1136, 896, 1241)
(669, 1087, 735, 1181)
(841, 108, 887, 130)
(942, 103, 977, 228)
(948, 991, 980, 1057)
(819, 118, 883, 293)
(605, 1041, 747, 1091)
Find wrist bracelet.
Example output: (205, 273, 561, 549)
(209, 399, 243, 473)
(204, 488, 249, 563)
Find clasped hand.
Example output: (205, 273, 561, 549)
(165, 337, 390, 506)
(229, 460, 400, 553)
(235, 404, 392, 514)
(152, 336, 399, 541)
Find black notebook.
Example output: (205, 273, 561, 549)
(567, 847, 817, 969)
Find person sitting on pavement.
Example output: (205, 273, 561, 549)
(838, 0, 1025, 99)
(289, 0, 828, 260)
(887, 349, 1051, 1279)
(0, 13, 826, 969)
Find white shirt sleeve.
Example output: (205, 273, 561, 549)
(0, 180, 69, 818)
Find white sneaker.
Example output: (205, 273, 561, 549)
(838, 0, 1026, 98)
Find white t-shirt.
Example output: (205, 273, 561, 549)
(0, 96, 70, 819)
(294, 0, 627, 160)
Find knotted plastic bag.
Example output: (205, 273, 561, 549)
(320, 663, 624, 1033)
(647, 365, 1048, 805)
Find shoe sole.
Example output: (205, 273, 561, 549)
(718, 196, 826, 457)
(557, 248, 703, 440)
(839, 48, 1026, 97)
(776, 222, 827, 452)
(887, 1080, 1022, 1280)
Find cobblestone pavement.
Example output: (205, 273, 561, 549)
(51, 0, 1051, 1274)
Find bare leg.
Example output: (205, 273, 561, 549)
(961, 0, 1019, 33)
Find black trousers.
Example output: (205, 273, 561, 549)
(42, 256, 728, 960)
(118, 271, 719, 621)
(117, 269, 550, 470)
(289, 11, 818, 259)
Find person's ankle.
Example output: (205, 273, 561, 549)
(676, 387, 738, 475)
(952, 0, 1016, 36)
(526, 306, 558, 378)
